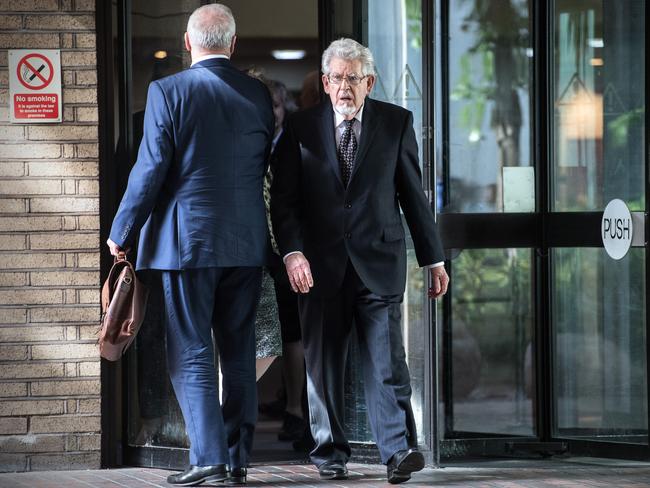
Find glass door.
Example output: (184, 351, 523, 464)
(436, 0, 650, 460)
(324, 0, 437, 464)
(118, 0, 202, 468)
(549, 0, 648, 453)
(436, 0, 539, 456)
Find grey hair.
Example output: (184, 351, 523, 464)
(187, 4, 236, 50)
(321, 38, 376, 77)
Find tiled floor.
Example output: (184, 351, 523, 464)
(2, 458, 650, 487)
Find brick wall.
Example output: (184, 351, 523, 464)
(0, 0, 100, 472)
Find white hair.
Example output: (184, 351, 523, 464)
(321, 38, 376, 77)
(187, 4, 235, 50)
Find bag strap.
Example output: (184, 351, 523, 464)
(101, 253, 136, 312)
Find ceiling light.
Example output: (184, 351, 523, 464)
(271, 50, 306, 60)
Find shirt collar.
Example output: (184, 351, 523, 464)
(334, 103, 365, 128)
(191, 53, 230, 67)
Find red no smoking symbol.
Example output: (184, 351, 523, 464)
(17, 53, 54, 90)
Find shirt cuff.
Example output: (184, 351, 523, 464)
(427, 261, 445, 268)
(283, 251, 302, 263)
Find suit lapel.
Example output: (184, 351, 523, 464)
(349, 98, 379, 184)
(318, 104, 344, 187)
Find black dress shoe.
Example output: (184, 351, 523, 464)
(223, 467, 247, 485)
(166, 464, 228, 486)
(318, 461, 348, 480)
(387, 449, 425, 484)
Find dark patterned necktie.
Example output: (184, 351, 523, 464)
(338, 119, 357, 186)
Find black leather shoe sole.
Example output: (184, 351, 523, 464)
(319, 470, 348, 480)
(318, 463, 348, 480)
(388, 451, 425, 484)
(168, 473, 229, 486)
(388, 470, 411, 485)
(221, 475, 247, 485)
(223, 478, 246, 485)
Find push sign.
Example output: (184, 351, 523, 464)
(601, 199, 633, 260)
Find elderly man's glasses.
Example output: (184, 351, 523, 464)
(327, 73, 368, 86)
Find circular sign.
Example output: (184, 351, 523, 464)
(601, 199, 633, 260)
(16, 53, 54, 90)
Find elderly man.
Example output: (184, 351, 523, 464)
(107, 4, 273, 486)
(271, 38, 449, 484)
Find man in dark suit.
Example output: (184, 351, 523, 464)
(271, 38, 449, 484)
(107, 4, 273, 486)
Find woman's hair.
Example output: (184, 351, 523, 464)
(246, 69, 297, 114)
(266, 79, 298, 114)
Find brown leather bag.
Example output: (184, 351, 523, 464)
(99, 253, 149, 361)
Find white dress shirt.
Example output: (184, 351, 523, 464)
(190, 53, 229, 67)
(334, 105, 363, 147)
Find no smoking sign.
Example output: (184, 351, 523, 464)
(9, 50, 62, 123)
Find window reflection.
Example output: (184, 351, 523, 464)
(444, 248, 535, 437)
(127, 0, 200, 450)
(553, 248, 648, 443)
(445, 0, 533, 213)
(131, 2, 190, 115)
(342, 0, 430, 445)
(552, 0, 645, 211)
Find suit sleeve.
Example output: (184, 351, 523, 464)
(395, 111, 445, 267)
(270, 117, 304, 256)
(109, 81, 174, 248)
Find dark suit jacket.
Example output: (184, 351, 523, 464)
(270, 98, 444, 297)
(110, 58, 275, 270)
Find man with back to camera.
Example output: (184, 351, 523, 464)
(106, 4, 274, 486)
(270, 38, 449, 484)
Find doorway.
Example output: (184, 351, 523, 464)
(100, 0, 438, 469)
(104, 0, 322, 468)
(99, 0, 650, 471)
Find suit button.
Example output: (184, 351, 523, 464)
(345, 203, 352, 209)
(345, 232, 352, 239)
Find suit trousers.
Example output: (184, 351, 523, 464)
(161, 267, 262, 468)
(299, 261, 414, 465)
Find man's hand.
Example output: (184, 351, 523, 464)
(106, 238, 128, 257)
(428, 266, 449, 299)
(285, 252, 314, 294)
